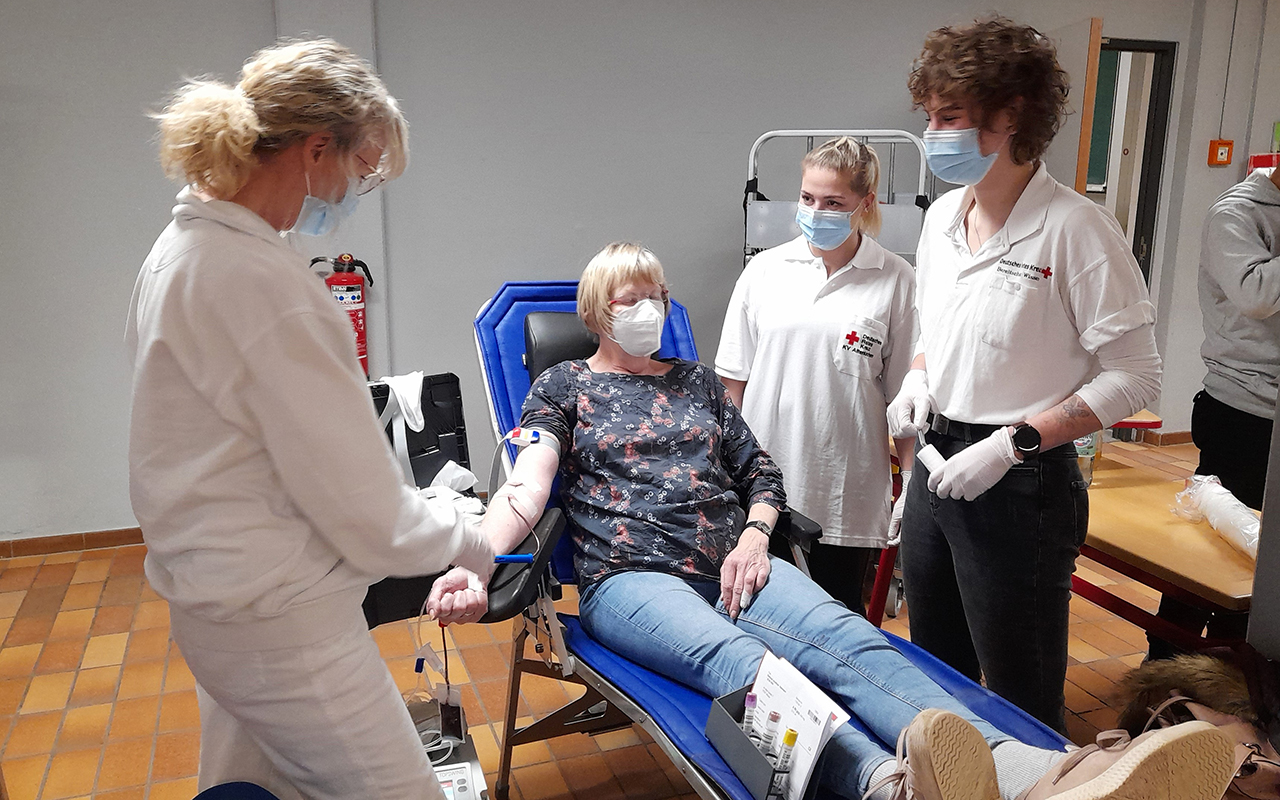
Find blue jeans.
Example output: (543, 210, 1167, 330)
(578, 559, 1010, 799)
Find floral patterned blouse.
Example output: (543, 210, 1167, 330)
(520, 358, 786, 589)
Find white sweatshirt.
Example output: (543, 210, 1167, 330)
(126, 187, 491, 624)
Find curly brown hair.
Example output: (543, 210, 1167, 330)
(908, 17, 1070, 165)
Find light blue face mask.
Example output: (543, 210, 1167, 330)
(795, 204, 857, 251)
(922, 128, 998, 186)
(293, 175, 360, 237)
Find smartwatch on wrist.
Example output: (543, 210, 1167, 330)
(1011, 423, 1042, 458)
(743, 520, 773, 538)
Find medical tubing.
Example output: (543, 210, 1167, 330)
(1174, 475, 1260, 559)
(485, 430, 545, 557)
(440, 622, 450, 687)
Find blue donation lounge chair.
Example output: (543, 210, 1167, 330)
(472, 280, 1067, 800)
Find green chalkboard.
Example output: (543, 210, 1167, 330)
(1088, 50, 1121, 188)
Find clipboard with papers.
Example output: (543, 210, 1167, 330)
(750, 653, 850, 800)
(704, 652, 850, 800)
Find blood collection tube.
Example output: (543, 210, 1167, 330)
(769, 728, 799, 795)
(760, 710, 782, 754)
(742, 693, 759, 740)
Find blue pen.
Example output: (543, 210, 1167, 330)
(494, 554, 534, 564)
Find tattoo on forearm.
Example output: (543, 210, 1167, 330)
(1059, 395, 1093, 421)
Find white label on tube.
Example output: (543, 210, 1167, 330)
(916, 444, 946, 473)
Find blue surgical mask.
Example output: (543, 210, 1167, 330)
(922, 128, 998, 186)
(293, 174, 360, 237)
(795, 204, 857, 251)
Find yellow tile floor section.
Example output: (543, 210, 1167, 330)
(0, 441, 1205, 798)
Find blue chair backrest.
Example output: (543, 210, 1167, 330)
(475, 280, 699, 582)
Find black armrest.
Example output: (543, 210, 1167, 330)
(777, 506, 822, 546)
(363, 510, 565, 629)
(479, 508, 567, 624)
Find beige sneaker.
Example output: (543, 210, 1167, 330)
(863, 709, 1000, 800)
(1018, 721, 1235, 800)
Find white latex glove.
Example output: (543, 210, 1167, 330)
(927, 427, 1020, 501)
(887, 369, 931, 438)
(427, 566, 489, 625)
(887, 470, 911, 546)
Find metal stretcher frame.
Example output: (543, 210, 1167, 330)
(475, 281, 1066, 800)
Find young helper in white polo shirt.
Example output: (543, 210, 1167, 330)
(717, 137, 918, 615)
(889, 18, 1162, 733)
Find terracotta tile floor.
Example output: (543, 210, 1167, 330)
(0, 441, 1202, 799)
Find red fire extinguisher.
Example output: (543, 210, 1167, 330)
(310, 253, 373, 376)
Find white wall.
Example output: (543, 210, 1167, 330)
(0, 1, 276, 539)
(1247, 0, 1280, 157)
(372, 0, 1211, 462)
(1151, 0, 1269, 432)
(0, 0, 1268, 540)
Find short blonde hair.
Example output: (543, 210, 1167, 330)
(801, 137, 883, 237)
(577, 242, 670, 337)
(153, 38, 409, 199)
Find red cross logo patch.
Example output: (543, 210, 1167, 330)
(1042, 267, 1052, 279)
(845, 330, 860, 345)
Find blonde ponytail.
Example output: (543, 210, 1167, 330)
(154, 80, 262, 199)
(152, 38, 409, 200)
(801, 137, 883, 237)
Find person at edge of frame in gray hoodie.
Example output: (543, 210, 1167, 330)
(1148, 166, 1280, 662)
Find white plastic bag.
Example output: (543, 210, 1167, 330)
(429, 460, 479, 493)
(416, 484, 485, 517)
(1172, 475, 1260, 559)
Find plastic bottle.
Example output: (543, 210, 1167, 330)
(1073, 430, 1099, 486)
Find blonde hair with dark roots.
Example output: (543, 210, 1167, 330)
(152, 38, 408, 199)
(908, 16, 1069, 165)
(577, 242, 670, 338)
(801, 137, 883, 237)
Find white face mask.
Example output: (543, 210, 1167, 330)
(608, 298, 665, 357)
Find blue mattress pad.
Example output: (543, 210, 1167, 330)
(560, 614, 1066, 800)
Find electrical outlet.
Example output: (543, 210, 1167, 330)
(1209, 139, 1234, 166)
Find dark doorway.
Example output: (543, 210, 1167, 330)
(1085, 39, 1176, 284)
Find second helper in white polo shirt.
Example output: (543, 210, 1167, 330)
(716, 234, 917, 549)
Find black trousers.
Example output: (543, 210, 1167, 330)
(1147, 390, 1271, 660)
(769, 537, 875, 617)
(806, 542, 875, 617)
(900, 433, 1087, 734)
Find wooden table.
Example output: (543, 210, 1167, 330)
(1073, 456, 1256, 650)
(1113, 409, 1163, 430)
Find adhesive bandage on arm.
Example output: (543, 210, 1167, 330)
(490, 480, 546, 523)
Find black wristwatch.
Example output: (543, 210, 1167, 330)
(744, 520, 773, 538)
(1011, 423, 1042, 458)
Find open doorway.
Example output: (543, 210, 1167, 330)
(1083, 39, 1176, 284)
